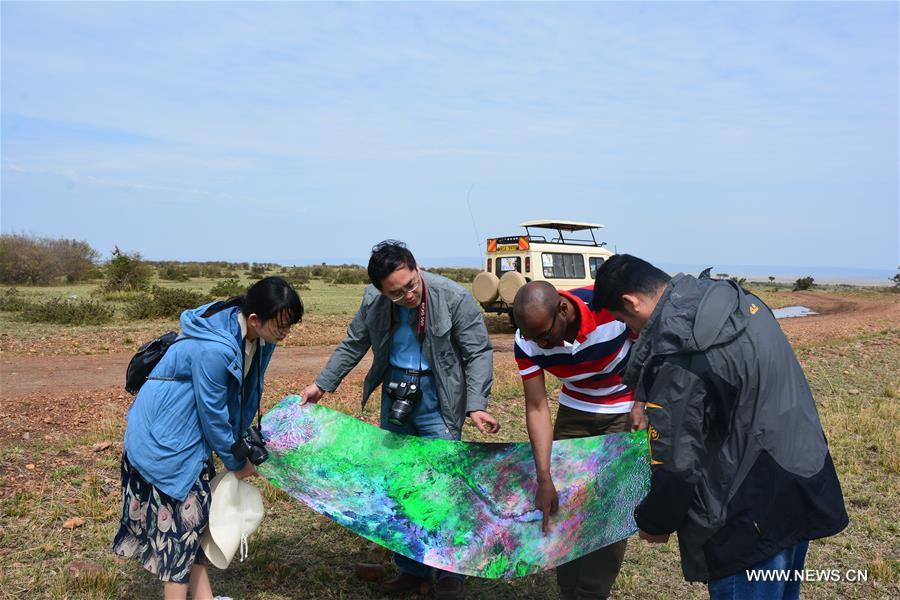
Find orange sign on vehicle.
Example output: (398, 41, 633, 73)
(518, 237, 530, 251)
(487, 239, 497, 252)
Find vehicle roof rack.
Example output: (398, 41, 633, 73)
(519, 220, 605, 230)
(518, 220, 606, 247)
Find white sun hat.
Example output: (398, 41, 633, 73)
(200, 472, 265, 569)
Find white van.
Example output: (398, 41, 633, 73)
(472, 220, 615, 320)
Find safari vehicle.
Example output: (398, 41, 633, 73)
(472, 220, 615, 321)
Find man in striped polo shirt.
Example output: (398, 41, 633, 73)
(512, 281, 645, 600)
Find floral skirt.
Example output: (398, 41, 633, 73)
(111, 453, 211, 584)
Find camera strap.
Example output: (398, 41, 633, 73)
(238, 340, 263, 434)
(416, 275, 427, 346)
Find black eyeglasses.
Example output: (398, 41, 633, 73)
(532, 302, 561, 344)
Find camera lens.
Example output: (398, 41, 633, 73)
(388, 397, 415, 426)
(249, 445, 269, 465)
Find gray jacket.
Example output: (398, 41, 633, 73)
(628, 274, 847, 582)
(315, 271, 493, 433)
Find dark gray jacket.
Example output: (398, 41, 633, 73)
(315, 271, 493, 434)
(628, 274, 847, 582)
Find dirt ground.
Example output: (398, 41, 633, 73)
(0, 291, 895, 464)
(775, 291, 898, 346)
(0, 291, 897, 599)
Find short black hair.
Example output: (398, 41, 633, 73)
(592, 254, 671, 312)
(367, 240, 417, 289)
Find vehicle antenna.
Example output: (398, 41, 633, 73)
(465, 185, 483, 263)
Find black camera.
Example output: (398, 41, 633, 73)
(231, 425, 269, 466)
(387, 380, 421, 426)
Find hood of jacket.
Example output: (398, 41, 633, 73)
(624, 274, 750, 387)
(179, 301, 242, 355)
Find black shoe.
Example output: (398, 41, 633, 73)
(434, 577, 465, 600)
(380, 571, 430, 595)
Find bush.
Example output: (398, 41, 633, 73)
(329, 268, 369, 285)
(91, 289, 147, 303)
(283, 267, 311, 285)
(426, 267, 480, 284)
(103, 247, 153, 292)
(793, 276, 815, 291)
(125, 286, 209, 320)
(159, 265, 191, 282)
(21, 297, 114, 325)
(0, 288, 29, 312)
(210, 279, 246, 298)
(0, 234, 100, 285)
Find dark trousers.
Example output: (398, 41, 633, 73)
(553, 406, 630, 600)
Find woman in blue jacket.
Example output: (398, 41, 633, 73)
(113, 276, 303, 599)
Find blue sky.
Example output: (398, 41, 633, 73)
(2, 2, 897, 270)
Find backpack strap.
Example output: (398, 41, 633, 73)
(145, 336, 193, 383)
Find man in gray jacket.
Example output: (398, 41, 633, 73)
(592, 254, 847, 600)
(300, 240, 499, 599)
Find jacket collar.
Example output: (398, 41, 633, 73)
(621, 277, 679, 387)
(558, 289, 595, 345)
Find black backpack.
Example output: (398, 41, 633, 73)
(125, 331, 190, 395)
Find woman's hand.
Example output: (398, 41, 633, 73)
(233, 461, 258, 480)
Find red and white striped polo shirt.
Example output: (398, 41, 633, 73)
(514, 287, 634, 414)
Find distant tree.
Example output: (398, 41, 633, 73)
(103, 246, 153, 292)
(891, 271, 900, 289)
(248, 264, 268, 277)
(768, 276, 775, 283)
(793, 276, 815, 291)
(0, 234, 99, 284)
(45, 238, 100, 282)
(716, 273, 729, 279)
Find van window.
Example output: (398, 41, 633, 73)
(497, 256, 521, 274)
(542, 253, 585, 279)
(589, 256, 606, 279)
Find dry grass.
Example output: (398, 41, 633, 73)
(1, 290, 898, 599)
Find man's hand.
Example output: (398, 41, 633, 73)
(638, 529, 670, 544)
(630, 401, 648, 432)
(535, 479, 559, 535)
(468, 410, 500, 434)
(300, 383, 325, 405)
(233, 460, 258, 480)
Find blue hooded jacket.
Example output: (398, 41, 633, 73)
(123, 302, 275, 501)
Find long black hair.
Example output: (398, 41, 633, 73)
(207, 276, 304, 325)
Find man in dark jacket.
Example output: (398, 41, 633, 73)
(592, 254, 847, 599)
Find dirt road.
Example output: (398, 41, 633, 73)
(0, 291, 894, 435)
(1, 292, 895, 398)
(0, 345, 372, 397)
